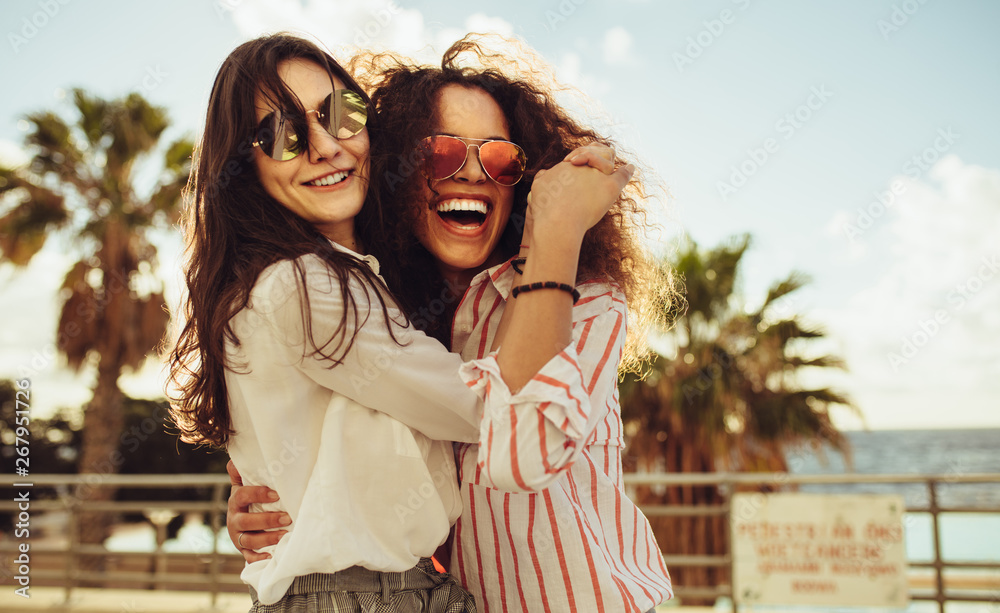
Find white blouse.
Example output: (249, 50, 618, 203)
(225, 244, 482, 605)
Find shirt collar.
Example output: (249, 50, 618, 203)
(326, 239, 381, 276)
(468, 256, 519, 301)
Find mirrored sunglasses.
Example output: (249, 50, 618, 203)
(252, 89, 367, 161)
(417, 135, 526, 186)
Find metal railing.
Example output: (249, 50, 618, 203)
(2, 473, 999, 612)
(0, 474, 242, 608)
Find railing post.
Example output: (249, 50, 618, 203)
(146, 509, 177, 590)
(64, 498, 79, 604)
(928, 479, 945, 613)
(724, 475, 736, 613)
(209, 482, 226, 609)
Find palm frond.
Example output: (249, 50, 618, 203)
(105, 92, 169, 174)
(121, 291, 170, 370)
(785, 355, 847, 370)
(24, 107, 94, 194)
(72, 89, 110, 148)
(163, 138, 194, 174)
(760, 318, 824, 344)
(57, 282, 101, 371)
(760, 271, 810, 312)
(25, 110, 73, 152)
(0, 178, 68, 266)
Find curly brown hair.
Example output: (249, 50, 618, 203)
(167, 34, 398, 448)
(352, 35, 677, 372)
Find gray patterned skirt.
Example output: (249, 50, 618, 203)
(248, 558, 476, 613)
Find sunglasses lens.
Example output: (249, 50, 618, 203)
(480, 141, 525, 186)
(420, 136, 468, 180)
(337, 91, 368, 138)
(255, 113, 301, 161)
(322, 90, 368, 139)
(418, 136, 526, 185)
(254, 90, 365, 161)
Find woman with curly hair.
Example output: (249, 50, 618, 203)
(168, 33, 628, 612)
(228, 36, 676, 612)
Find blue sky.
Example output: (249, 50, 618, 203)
(2, 0, 999, 430)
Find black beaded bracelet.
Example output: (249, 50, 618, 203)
(511, 257, 526, 274)
(511, 281, 581, 304)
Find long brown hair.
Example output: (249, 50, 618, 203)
(167, 34, 395, 447)
(354, 36, 677, 372)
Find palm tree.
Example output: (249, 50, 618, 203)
(0, 89, 191, 559)
(620, 234, 856, 602)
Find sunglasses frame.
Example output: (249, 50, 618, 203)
(251, 89, 368, 161)
(418, 135, 527, 186)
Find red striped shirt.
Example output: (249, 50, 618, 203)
(453, 261, 672, 612)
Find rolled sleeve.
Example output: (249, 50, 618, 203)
(460, 345, 591, 492)
(457, 280, 628, 493)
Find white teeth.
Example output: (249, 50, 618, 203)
(310, 171, 349, 186)
(436, 199, 488, 214)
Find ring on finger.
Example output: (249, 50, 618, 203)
(237, 531, 248, 550)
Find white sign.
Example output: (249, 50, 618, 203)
(731, 493, 908, 607)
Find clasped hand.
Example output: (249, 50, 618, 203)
(526, 143, 635, 240)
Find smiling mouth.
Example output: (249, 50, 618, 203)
(436, 198, 488, 228)
(306, 170, 351, 186)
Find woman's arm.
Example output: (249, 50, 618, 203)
(492, 148, 631, 390)
(487, 144, 618, 354)
(256, 257, 482, 443)
(466, 145, 632, 492)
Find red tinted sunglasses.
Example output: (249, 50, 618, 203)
(417, 135, 527, 186)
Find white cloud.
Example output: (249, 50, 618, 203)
(602, 26, 634, 66)
(0, 139, 28, 168)
(820, 155, 1000, 428)
(227, 0, 515, 65)
(425, 15, 518, 64)
(823, 209, 869, 262)
(464, 13, 515, 38)
(229, 0, 427, 57)
(554, 51, 612, 97)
